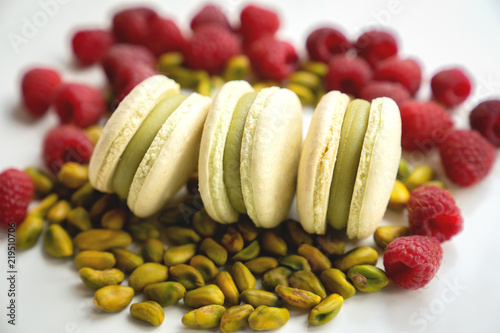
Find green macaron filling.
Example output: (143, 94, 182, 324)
(113, 93, 186, 199)
(327, 99, 371, 230)
(223, 92, 258, 214)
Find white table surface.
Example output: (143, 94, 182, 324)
(1, 0, 500, 332)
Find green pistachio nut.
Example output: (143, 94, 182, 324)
(260, 231, 287, 257)
(79, 267, 124, 290)
(221, 227, 244, 253)
(374, 226, 410, 249)
(215, 271, 240, 306)
(158, 51, 184, 72)
(58, 162, 89, 189)
(244, 257, 279, 275)
(223, 55, 250, 81)
(230, 261, 256, 293)
(232, 240, 260, 262)
(248, 306, 290, 331)
(157, 207, 184, 225)
(67, 207, 93, 232)
(74, 250, 116, 270)
(279, 255, 311, 272)
(262, 266, 292, 291)
(190, 255, 219, 282)
(141, 238, 164, 263)
(319, 268, 356, 299)
(143, 281, 186, 307)
(315, 235, 345, 256)
(128, 222, 160, 241)
(89, 194, 119, 222)
(289, 71, 321, 90)
(73, 229, 132, 251)
(71, 182, 96, 208)
(130, 301, 164, 326)
(29, 193, 58, 217)
(46, 200, 72, 224)
(184, 284, 225, 308)
(237, 217, 259, 242)
(17, 215, 43, 250)
(112, 248, 144, 273)
(182, 304, 226, 329)
(275, 285, 321, 309)
(165, 226, 201, 245)
(163, 243, 197, 266)
(220, 304, 254, 333)
(192, 209, 218, 237)
(25, 167, 54, 196)
(169, 264, 205, 290)
(389, 180, 410, 210)
(101, 207, 128, 230)
(93, 285, 134, 313)
(289, 270, 327, 299)
(333, 246, 378, 272)
(297, 243, 331, 272)
(405, 164, 434, 191)
(397, 159, 411, 181)
(44, 224, 73, 257)
(300, 61, 328, 77)
(84, 125, 102, 146)
(240, 289, 281, 308)
(129, 263, 168, 292)
(308, 294, 343, 326)
(286, 83, 315, 105)
(347, 265, 389, 292)
(199, 238, 228, 266)
(285, 219, 313, 247)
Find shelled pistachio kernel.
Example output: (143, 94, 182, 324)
(142, 238, 165, 263)
(397, 159, 411, 181)
(333, 246, 378, 272)
(84, 125, 102, 146)
(158, 51, 184, 72)
(220, 304, 254, 333)
(165, 226, 201, 245)
(190, 255, 219, 282)
(262, 266, 292, 291)
(25, 167, 54, 196)
(169, 264, 205, 290)
(308, 294, 343, 326)
(74, 250, 115, 270)
(388, 180, 410, 210)
(44, 224, 73, 257)
(374, 226, 410, 249)
(279, 255, 311, 272)
(221, 227, 244, 253)
(223, 54, 250, 81)
(184, 284, 225, 308)
(29, 193, 58, 217)
(46, 200, 71, 224)
(320, 268, 356, 299)
(275, 285, 321, 309)
(164, 243, 197, 266)
(128, 263, 168, 292)
(286, 83, 315, 105)
(112, 248, 144, 273)
(215, 271, 240, 306)
(182, 304, 226, 329)
(289, 270, 327, 299)
(16, 215, 44, 250)
(289, 70, 321, 90)
(260, 231, 287, 257)
(244, 257, 279, 275)
(237, 217, 259, 242)
(199, 238, 227, 266)
(73, 229, 132, 251)
(67, 207, 92, 231)
(93, 286, 134, 313)
(405, 164, 434, 191)
(248, 306, 290, 331)
(71, 182, 96, 208)
(232, 240, 260, 262)
(79, 268, 124, 290)
(230, 261, 256, 293)
(128, 222, 159, 241)
(347, 265, 389, 292)
(316, 235, 345, 256)
(300, 61, 328, 77)
(285, 219, 313, 247)
(58, 162, 88, 189)
(240, 289, 281, 308)
(143, 281, 186, 307)
(192, 209, 218, 237)
(130, 301, 165, 326)
(297, 243, 331, 272)
(101, 207, 128, 230)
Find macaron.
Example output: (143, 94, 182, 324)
(199, 81, 302, 228)
(89, 75, 211, 217)
(297, 91, 401, 239)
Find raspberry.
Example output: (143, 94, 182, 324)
(355, 30, 398, 68)
(469, 100, 500, 147)
(400, 101, 454, 152)
(438, 129, 496, 187)
(306, 27, 350, 63)
(375, 57, 422, 96)
(240, 4, 280, 44)
(431, 68, 472, 108)
(113, 63, 158, 105)
(183, 25, 241, 75)
(43, 125, 94, 174)
(21, 67, 62, 117)
(360, 81, 410, 107)
(112, 7, 158, 44)
(101, 44, 156, 83)
(408, 185, 463, 242)
(0, 169, 34, 227)
(54, 83, 106, 128)
(71, 29, 115, 66)
(324, 55, 372, 97)
(247, 37, 298, 81)
(383, 235, 443, 290)
(190, 4, 231, 31)
(143, 16, 186, 57)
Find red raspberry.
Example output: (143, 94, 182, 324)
(247, 37, 298, 81)
(43, 125, 94, 174)
(469, 100, 500, 147)
(190, 4, 231, 31)
(306, 27, 350, 63)
(438, 129, 496, 187)
(408, 185, 463, 242)
(383, 235, 443, 290)
(183, 25, 241, 75)
(240, 4, 280, 44)
(0, 169, 34, 227)
(355, 30, 398, 68)
(375, 57, 422, 96)
(400, 101, 454, 152)
(143, 16, 186, 57)
(431, 68, 472, 108)
(112, 7, 158, 44)
(101, 44, 156, 83)
(324, 55, 372, 97)
(360, 81, 410, 107)
(54, 83, 106, 128)
(71, 29, 115, 66)
(113, 63, 158, 106)
(21, 67, 62, 117)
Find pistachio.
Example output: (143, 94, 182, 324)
(169, 264, 205, 290)
(101, 207, 128, 230)
(285, 219, 313, 247)
(199, 238, 227, 266)
(300, 61, 328, 77)
(184, 284, 225, 308)
(25, 167, 54, 196)
(79, 268, 124, 290)
(252, 81, 279, 92)
(333, 246, 378, 272)
(240, 289, 281, 308)
(297, 243, 331, 272)
(112, 248, 144, 273)
(16, 215, 43, 250)
(163, 243, 197, 266)
(374, 226, 410, 249)
(29, 193, 58, 217)
(397, 159, 412, 182)
(93, 285, 134, 312)
(405, 164, 434, 191)
(157, 207, 184, 225)
(286, 83, 315, 105)
(289, 270, 327, 299)
(248, 305, 290, 331)
(192, 209, 218, 237)
(141, 238, 164, 263)
(389, 180, 410, 210)
(221, 227, 244, 253)
(44, 224, 73, 257)
(128, 263, 168, 292)
(89, 194, 119, 222)
(165, 226, 201, 245)
(58, 162, 89, 189)
(73, 229, 132, 251)
(182, 304, 226, 329)
(163, 66, 208, 89)
(237, 217, 259, 242)
(130, 301, 164, 326)
(71, 182, 96, 208)
(74, 250, 116, 270)
(320, 268, 356, 299)
(214, 271, 240, 306)
(190, 255, 219, 282)
(67, 207, 92, 232)
(260, 231, 287, 257)
(275, 285, 321, 309)
(128, 222, 159, 241)
(315, 235, 345, 256)
(425, 180, 446, 188)
(289, 71, 321, 90)
(347, 265, 389, 292)
(220, 304, 254, 333)
(262, 266, 292, 291)
(223, 55, 250, 81)
(232, 240, 260, 262)
(158, 51, 184, 72)
(84, 125, 102, 146)
(143, 281, 186, 307)
(197, 76, 224, 97)
(230, 261, 256, 293)
(46, 200, 72, 224)
(244, 257, 279, 275)
(308, 294, 343, 325)
(279, 255, 311, 272)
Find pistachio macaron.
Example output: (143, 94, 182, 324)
(297, 91, 401, 239)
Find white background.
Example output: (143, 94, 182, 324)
(1, 0, 500, 332)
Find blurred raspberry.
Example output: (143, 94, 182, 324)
(247, 37, 298, 81)
(240, 4, 280, 44)
(375, 58, 422, 96)
(21, 67, 62, 117)
(438, 129, 496, 187)
(355, 30, 398, 68)
(113, 63, 158, 105)
(469, 100, 500, 147)
(324, 55, 372, 97)
(190, 4, 231, 31)
(431, 68, 472, 107)
(101, 44, 156, 83)
(143, 16, 186, 57)
(400, 101, 454, 152)
(360, 81, 410, 107)
(408, 185, 463, 242)
(112, 7, 158, 44)
(306, 27, 350, 63)
(71, 29, 115, 66)
(0, 169, 34, 227)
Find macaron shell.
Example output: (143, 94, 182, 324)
(297, 91, 350, 234)
(198, 80, 254, 224)
(241, 87, 302, 228)
(128, 92, 211, 218)
(347, 97, 402, 239)
(89, 75, 179, 193)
